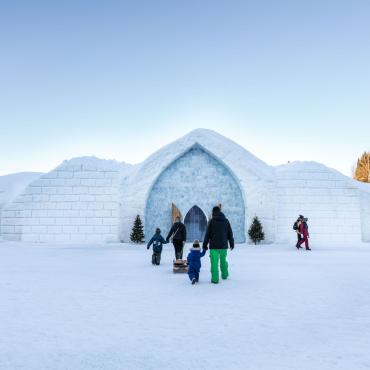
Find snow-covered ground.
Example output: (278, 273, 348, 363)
(0, 242, 369, 370)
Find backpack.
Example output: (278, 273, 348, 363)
(153, 240, 162, 253)
(293, 221, 299, 231)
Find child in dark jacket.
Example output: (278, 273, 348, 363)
(187, 240, 207, 284)
(147, 228, 168, 265)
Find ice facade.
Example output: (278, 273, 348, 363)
(0, 129, 370, 244)
(361, 191, 370, 242)
(145, 146, 245, 242)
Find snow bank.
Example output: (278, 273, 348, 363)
(0, 172, 43, 237)
(0, 172, 43, 207)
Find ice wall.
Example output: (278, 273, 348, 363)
(276, 162, 362, 244)
(360, 191, 370, 242)
(0, 158, 130, 243)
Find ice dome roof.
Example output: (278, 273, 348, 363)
(128, 128, 274, 183)
(120, 129, 276, 214)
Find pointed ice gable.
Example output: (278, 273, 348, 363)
(129, 128, 274, 183)
(119, 129, 276, 243)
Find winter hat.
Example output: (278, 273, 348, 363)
(298, 215, 304, 220)
(193, 240, 200, 248)
(156, 228, 161, 234)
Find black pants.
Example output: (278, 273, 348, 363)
(152, 252, 161, 265)
(173, 240, 184, 260)
(296, 233, 302, 247)
(297, 234, 302, 241)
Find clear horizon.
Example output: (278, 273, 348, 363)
(1, 0, 369, 177)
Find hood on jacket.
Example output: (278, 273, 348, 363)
(212, 210, 226, 222)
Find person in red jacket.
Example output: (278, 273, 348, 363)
(296, 218, 311, 250)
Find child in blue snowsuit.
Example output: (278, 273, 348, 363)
(187, 240, 207, 284)
(147, 228, 168, 265)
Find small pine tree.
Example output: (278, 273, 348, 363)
(130, 215, 145, 243)
(248, 216, 265, 245)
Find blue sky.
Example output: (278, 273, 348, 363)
(0, 0, 369, 176)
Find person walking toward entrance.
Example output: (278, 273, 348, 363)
(147, 228, 168, 265)
(203, 206, 234, 284)
(186, 240, 207, 285)
(166, 216, 187, 260)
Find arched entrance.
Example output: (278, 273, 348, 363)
(184, 205, 207, 242)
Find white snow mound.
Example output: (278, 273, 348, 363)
(0, 172, 43, 207)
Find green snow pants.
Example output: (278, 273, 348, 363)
(210, 249, 229, 283)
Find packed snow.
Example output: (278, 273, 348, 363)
(0, 172, 43, 207)
(0, 242, 369, 370)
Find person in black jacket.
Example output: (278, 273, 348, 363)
(166, 216, 187, 260)
(293, 215, 304, 249)
(203, 206, 234, 284)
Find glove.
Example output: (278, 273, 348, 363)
(230, 245, 234, 251)
(147, 246, 150, 250)
(203, 245, 208, 251)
